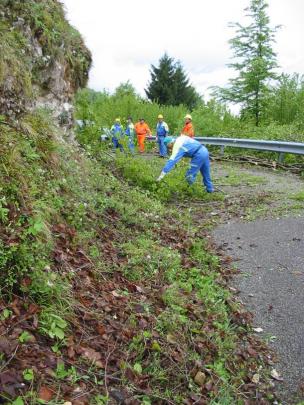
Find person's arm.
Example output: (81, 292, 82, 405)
(164, 122, 169, 135)
(145, 124, 152, 136)
(157, 139, 186, 181)
(188, 123, 194, 138)
(163, 148, 185, 173)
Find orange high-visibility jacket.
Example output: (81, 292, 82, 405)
(181, 122, 194, 138)
(135, 122, 151, 136)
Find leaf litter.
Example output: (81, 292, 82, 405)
(0, 198, 278, 404)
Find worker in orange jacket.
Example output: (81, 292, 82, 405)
(181, 114, 194, 138)
(134, 118, 152, 153)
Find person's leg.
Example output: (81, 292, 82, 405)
(118, 141, 124, 152)
(128, 137, 135, 154)
(199, 147, 214, 192)
(138, 135, 145, 152)
(112, 137, 118, 149)
(185, 152, 203, 184)
(157, 137, 161, 155)
(159, 136, 167, 157)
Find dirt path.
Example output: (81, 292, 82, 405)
(209, 161, 304, 404)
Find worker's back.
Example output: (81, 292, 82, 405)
(171, 135, 201, 159)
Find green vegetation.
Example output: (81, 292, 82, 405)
(0, 0, 91, 115)
(115, 154, 224, 202)
(0, 109, 274, 403)
(291, 191, 304, 201)
(75, 83, 304, 148)
(2, 0, 300, 403)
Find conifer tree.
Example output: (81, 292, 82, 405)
(214, 0, 279, 126)
(145, 53, 200, 109)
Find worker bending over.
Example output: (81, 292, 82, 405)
(157, 135, 215, 193)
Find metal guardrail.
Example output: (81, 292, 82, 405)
(148, 136, 304, 163)
(195, 137, 304, 163)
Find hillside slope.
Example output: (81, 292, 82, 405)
(0, 2, 275, 404)
(0, 113, 276, 404)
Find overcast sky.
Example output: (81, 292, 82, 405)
(62, 0, 304, 101)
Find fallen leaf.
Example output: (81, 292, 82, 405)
(194, 371, 206, 386)
(247, 346, 257, 357)
(135, 285, 144, 293)
(38, 386, 54, 401)
(251, 373, 260, 384)
(67, 346, 75, 359)
(270, 368, 283, 381)
(166, 333, 178, 344)
(205, 381, 213, 391)
(80, 347, 102, 363)
(28, 303, 39, 314)
(253, 327, 263, 333)
(96, 324, 106, 336)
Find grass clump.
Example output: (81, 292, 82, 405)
(291, 191, 304, 201)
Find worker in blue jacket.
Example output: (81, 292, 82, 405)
(156, 135, 215, 193)
(110, 118, 124, 151)
(125, 116, 135, 154)
(156, 114, 169, 157)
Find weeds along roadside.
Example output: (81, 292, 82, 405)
(74, 136, 275, 402)
(0, 113, 274, 404)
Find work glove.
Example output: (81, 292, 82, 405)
(156, 171, 166, 182)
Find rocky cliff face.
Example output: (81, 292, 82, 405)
(0, 0, 91, 132)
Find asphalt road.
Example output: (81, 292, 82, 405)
(213, 216, 304, 404)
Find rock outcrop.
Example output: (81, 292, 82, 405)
(0, 0, 91, 132)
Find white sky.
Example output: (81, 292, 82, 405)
(62, 0, 304, 101)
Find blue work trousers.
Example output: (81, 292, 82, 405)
(112, 137, 124, 152)
(185, 146, 214, 192)
(157, 136, 167, 157)
(127, 136, 135, 153)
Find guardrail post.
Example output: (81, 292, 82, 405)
(278, 152, 285, 163)
(220, 145, 225, 156)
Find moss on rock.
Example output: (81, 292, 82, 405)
(0, 0, 92, 116)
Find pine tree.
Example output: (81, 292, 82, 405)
(145, 53, 200, 109)
(214, 0, 279, 126)
(173, 62, 201, 109)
